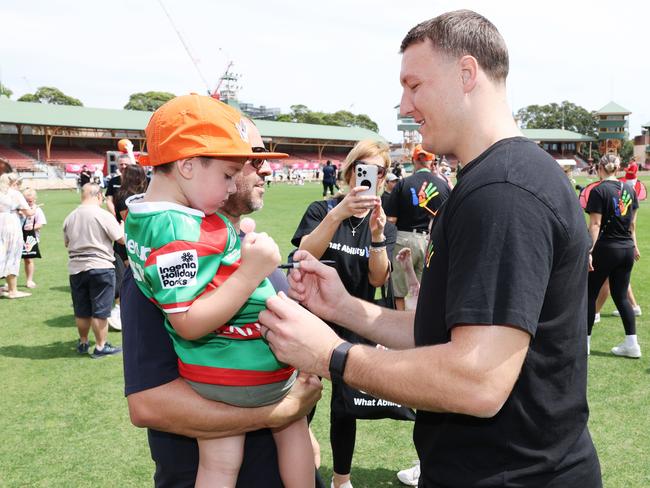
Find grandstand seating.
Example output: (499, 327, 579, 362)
(14, 145, 104, 165)
(0, 144, 37, 171)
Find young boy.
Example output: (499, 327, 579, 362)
(124, 94, 313, 488)
(21, 188, 47, 288)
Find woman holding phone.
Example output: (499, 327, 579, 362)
(291, 139, 396, 488)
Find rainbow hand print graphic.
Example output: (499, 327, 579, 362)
(418, 182, 439, 208)
(615, 189, 632, 217)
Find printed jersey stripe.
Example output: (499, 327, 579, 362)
(179, 361, 296, 386)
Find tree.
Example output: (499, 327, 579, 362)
(0, 83, 12, 98)
(124, 91, 176, 111)
(516, 101, 597, 139)
(17, 86, 83, 106)
(619, 139, 634, 162)
(273, 104, 379, 132)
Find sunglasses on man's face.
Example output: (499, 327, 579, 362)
(353, 160, 387, 178)
(250, 146, 270, 170)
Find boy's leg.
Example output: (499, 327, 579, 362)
(24, 259, 35, 286)
(272, 417, 314, 488)
(195, 435, 245, 488)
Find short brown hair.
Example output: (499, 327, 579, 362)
(400, 10, 509, 82)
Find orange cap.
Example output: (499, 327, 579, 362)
(412, 144, 435, 162)
(140, 94, 288, 166)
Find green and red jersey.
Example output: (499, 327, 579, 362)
(124, 195, 293, 387)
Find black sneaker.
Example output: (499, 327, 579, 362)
(91, 342, 122, 359)
(77, 340, 90, 354)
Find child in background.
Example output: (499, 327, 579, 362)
(21, 188, 47, 288)
(124, 95, 313, 488)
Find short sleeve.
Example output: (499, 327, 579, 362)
(445, 183, 557, 336)
(35, 208, 47, 226)
(291, 201, 328, 247)
(585, 186, 603, 215)
(101, 211, 123, 242)
(144, 241, 227, 314)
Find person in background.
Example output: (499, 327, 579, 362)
(79, 164, 92, 189)
(586, 154, 641, 358)
(322, 160, 337, 198)
(107, 164, 149, 330)
(292, 139, 396, 488)
(21, 188, 47, 288)
(385, 144, 450, 310)
(63, 183, 123, 358)
(105, 154, 133, 217)
(380, 172, 399, 211)
(0, 173, 34, 298)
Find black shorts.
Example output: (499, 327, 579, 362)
(69, 268, 115, 318)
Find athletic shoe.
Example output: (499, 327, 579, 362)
(612, 306, 642, 317)
(91, 342, 122, 359)
(330, 480, 353, 488)
(397, 461, 420, 486)
(611, 342, 641, 359)
(76, 340, 89, 354)
(594, 313, 600, 323)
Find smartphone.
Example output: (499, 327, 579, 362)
(355, 164, 378, 196)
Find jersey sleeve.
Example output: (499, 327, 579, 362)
(291, 201, 328, 247)
(444, 183, 558, 337)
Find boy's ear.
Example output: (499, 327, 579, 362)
(175, 158, 195, 180)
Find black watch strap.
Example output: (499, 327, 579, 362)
(329, 342, 354, 384)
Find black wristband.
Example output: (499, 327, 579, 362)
(370, 240, 387, 248)
(329, 342, 354, 384)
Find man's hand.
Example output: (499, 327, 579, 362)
(259, 292, 344, 378)
(267, 372, 323, 429)
(287, 250, 350, 322)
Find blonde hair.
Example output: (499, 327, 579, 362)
(341, 139, 391, 185)
(0, 173, 21, 194)
(23, 188, 37, 200)
(599, 154, 620, 174)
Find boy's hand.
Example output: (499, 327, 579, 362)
(239, 232, 281, 282)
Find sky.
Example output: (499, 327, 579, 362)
(1, 0, 649, 143)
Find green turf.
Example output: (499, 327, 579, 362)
(0, 177, 648, 487)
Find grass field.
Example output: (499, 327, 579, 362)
(1, 177, 649, 487)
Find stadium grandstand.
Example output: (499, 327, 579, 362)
(0, 98, 383, 181)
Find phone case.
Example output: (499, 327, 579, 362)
(355, 164, 378, 196)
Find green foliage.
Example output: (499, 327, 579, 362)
(17, 86, 83, 106)
(274, 104, 379, 132)
(620, 139, 634, 162)
(123, 91, 176, 111)
(517, 101, 598, 139)
(0, 82, 12, 98)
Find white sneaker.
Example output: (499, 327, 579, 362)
(397, 461, 420, 486)
(612, 306, 642, 317)
(330, 480, 353, 488)
(594, 313, 600, 323)
(611, 342, 641, 359)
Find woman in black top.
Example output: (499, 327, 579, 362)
(292, 139, 397, 488)
(586, 154, 640, 358)
(114, 164, 148, 262)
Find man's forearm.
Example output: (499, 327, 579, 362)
(332, 295, 415, 349)
(128, 378, 286, 439)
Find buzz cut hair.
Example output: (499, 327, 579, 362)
(400, 9, 509, 82)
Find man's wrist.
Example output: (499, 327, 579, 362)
(328, 341, 354, 383)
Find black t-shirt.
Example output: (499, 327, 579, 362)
(380, 190, 392, 212)
(105, 175, 121, 198)
(322, 165, 336, 184)
(292, 199, 397, 304)
(385, 170, 451, 232)
(121, 265, 301, 487)
(413, 137, 601, 487)
(586, 179, 638, 249)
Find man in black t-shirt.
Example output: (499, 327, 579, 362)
(78, 165, 92, 188)
(122, 120, 323, 488)
(385, 144, 450, 310)
(258, 10, 601, 488)
(105, 154, 132, 217)
(380, 172, 399, 211)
